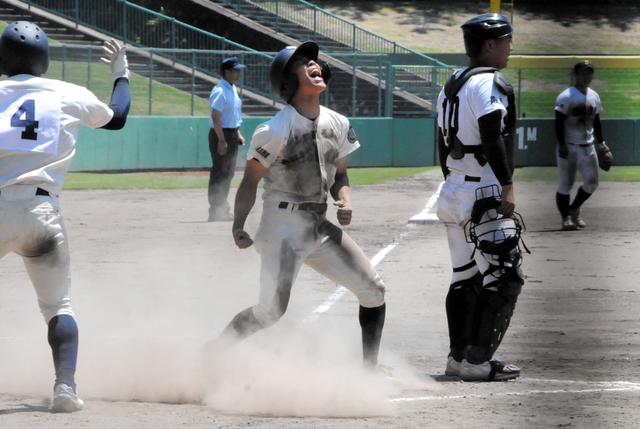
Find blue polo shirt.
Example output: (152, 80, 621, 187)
(209, 79, 243, 129)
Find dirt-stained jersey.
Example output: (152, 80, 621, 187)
(555, 86, 602, 145)
(0, 75, 114, 195)
(247, 105, 360, 203)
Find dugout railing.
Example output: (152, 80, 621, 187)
(38, 42, 640, 119)
(41, 42, 457, 117)
(11, 0, 450, 117)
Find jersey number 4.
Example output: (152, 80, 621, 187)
(11, 99, 39, 140)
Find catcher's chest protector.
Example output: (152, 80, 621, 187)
(441, 67, 516, 164)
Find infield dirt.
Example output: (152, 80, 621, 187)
(3, 2, 640, 428)
(1, 171, 640, 428)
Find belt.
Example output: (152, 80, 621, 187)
(464, 175, 481, 182)
(0, 187, 49, 196)
(278, 201, 327, 213)
(223, 127, 239, 132)
(567, 142, 592, 148)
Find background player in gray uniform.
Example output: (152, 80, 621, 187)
(436, 14, 525, 381)
(206, 42, 387, 371)
(555, 60, 605, 230)
(0, 22, 130, 412)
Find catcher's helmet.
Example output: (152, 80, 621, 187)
(270, 41, 322, 104)
(0, 21, 49, 76)
(461, 13, 513, 57)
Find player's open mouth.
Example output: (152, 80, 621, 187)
(309, 68, 322, 81)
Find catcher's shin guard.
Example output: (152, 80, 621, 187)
(466, 268, 524, 364)
(445, 273, 482, 361)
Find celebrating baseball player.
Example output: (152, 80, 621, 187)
(0, 22, 130, 411)
(555, 60, 608, 230)
(205, 42, 387, 372)
(436, 14, 527, 381)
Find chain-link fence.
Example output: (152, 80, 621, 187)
(34, 44, 640, 119)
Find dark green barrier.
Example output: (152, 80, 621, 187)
(71, 117, 635, 171)
(72, 116, 436, 171)
(513, 119, 634, 167)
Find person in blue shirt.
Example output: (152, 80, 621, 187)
(207, 57, 246, 221)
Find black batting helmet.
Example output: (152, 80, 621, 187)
(269, 41, 320, 104)
(0, 21, 49, 76)
(461, 13, 513, 58)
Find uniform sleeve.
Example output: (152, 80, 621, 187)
(337, 119, 360, 159)
(74, 86, 114, 129)
(595, 92, 603, 115)
(555, 90, 570, 115)
(210, 87, 226, 113)
(470, 75, 507, 122)
(246, 120, 286, 169)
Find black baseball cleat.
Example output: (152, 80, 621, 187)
(459, 359, 520, 381)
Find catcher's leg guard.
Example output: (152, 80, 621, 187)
(466, 266, 524, 364)
(445, 273, 482, 362)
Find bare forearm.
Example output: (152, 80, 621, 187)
(232, 181, 257, 231)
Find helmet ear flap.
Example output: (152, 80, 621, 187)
(321, 62, 331, 85)
(280, 73, 299, 104)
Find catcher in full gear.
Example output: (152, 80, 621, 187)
(555, 60, 611, 230)
(436, 13, 526, 381)
(204, 42, 388, 372)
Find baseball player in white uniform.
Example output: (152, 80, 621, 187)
(555, 60, 604, 230)
(0, 22, 130, 412)
(436, 14, 525, 381)
(206, 42, 387, 371)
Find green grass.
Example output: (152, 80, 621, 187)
(348, 167, 434, 185)
(44, 60, 211, 117)
(63, 167, 435, 190)
(64, 172, 212, 189)
(514, 166, 640, 182)
(62, 166, 640, 190)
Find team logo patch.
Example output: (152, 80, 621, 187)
(255, 147, 270, 159)
(347, 125, 357, 144)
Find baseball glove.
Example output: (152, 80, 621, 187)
(596, 141, 613, 171)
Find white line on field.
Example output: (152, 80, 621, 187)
(302, 239, 401, 325)
(408, 181, 444, 224)
(303, 182, 443, 324)
(390, 379, 640, 403)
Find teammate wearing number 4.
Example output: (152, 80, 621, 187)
(555, 60, 611, 231)
(0, 22, 130, 412)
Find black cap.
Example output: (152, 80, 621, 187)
(574, 60, 595, 74)
(222, 56, 246, 70)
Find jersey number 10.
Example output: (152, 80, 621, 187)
(11, 99, 39, 141)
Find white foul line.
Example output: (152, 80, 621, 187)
(408, 181, 444, 224)
(390, 379, 640, 403)
(302, 241, 400, 324)
(304, 181, 443, 323)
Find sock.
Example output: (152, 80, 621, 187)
(555, 192, 571, 218)
(48, 315, 79, 391)
(359, 303, 386, 367)
(570, 186, 592, 210)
